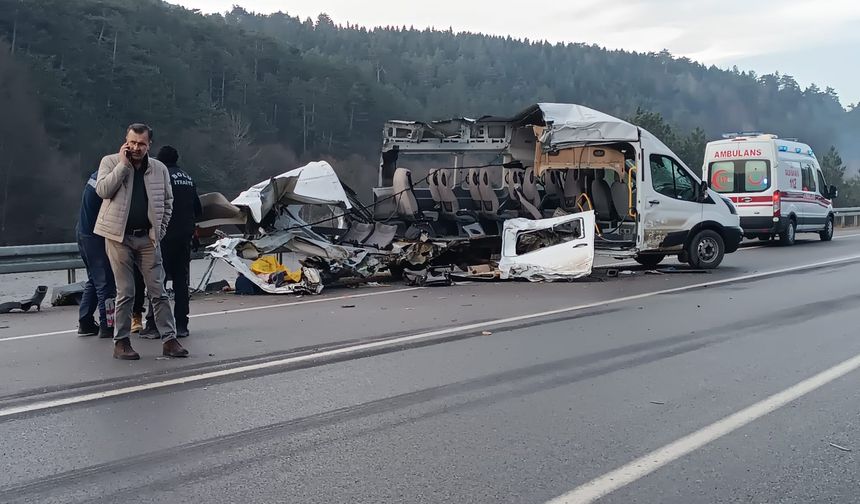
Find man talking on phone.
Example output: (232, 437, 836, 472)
(94, 123, 188, 360)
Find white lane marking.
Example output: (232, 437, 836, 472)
(2, 254, 860, 418)
(4, 232, 860, 343)
(744, 232, 860, 249)
(545, 352, 860, 504)
(0, 287, 423, 343)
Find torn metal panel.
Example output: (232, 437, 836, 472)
(197, 192, 245, 229)
(208, 237, 323, 295)
(232, 161, 352, 224)
(528, 103, 640, 147)
(403, 266, 454, 287)
(498, 211, 595, 282)
(449, 264, 501, 281)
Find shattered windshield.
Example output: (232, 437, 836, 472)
(515, 220, 583, 255)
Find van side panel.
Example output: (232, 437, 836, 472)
(777, 152, 832, 229)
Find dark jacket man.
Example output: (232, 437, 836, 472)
(142, 145, 201, 338)
(76, 171, 116, 338)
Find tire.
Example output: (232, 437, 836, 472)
(686, 230, 725, 269)
(634, 254, 666, 269)
(779, 218, 796, 246)
(820, 216, 834, 242)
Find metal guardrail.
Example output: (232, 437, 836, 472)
(834, 207, 860, 227)
(3, 208, 860, 279)
(0, 242, 206, 282)
(0, 243, 83, 282)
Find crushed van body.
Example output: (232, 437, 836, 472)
(199, 102, 741, 293)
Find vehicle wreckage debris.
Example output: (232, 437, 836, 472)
(829, 442, 852, 452)
(0, 286, 48, 314)
(657, 267, 711, 274)
(190, 157, 663, 296)
(205, 280, 230, 292)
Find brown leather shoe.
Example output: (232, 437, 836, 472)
(162, 339, 189, 358)
(113, 338, 140, 360)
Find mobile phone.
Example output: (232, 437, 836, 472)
(125, 149, 133, 160)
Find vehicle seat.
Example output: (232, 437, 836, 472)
(363, 222, 398, 249)
(562, 170, 585, 211)
(522, 167, 542, 210)
(611, 175, 631, 220)
(393, 167, 438, 222)
(428, 168, 442, 211)
(340, 222, 374, 245)
(467, 168, 483, 212)
(544, 170, 565, 201)
(591, 173, 616, 221)
(514, 188, 542, 219)
(505, 167, 526, 217)
(437, 169, 477, 224)
(479, 167, 518, 220)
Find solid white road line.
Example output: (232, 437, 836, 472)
(2, 253, 860, 419)
(0, 287, 423, 343)
(4, 232, 860, 344)
(545, 351, 860, 504)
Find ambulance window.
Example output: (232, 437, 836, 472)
(709, 161, 735, 193)
(744, 161, 769, 192)
(801, 164, 816, 192)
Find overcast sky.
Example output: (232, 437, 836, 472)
(172, 0, 860, 107)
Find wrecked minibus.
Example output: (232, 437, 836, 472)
(374, 103, 743, 270)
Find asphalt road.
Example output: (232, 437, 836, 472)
(1, 231, 859, 503)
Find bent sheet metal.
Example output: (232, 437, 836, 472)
(498, 211, 595, 281)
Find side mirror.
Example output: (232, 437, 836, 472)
(829, 185, 839, 199)
(697, 180, 708, 202)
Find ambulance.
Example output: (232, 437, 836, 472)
(702, 133, 837, 245)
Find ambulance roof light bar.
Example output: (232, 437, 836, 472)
(721, 131, 769, 139)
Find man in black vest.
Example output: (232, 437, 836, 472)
(140, 146, 202, 339)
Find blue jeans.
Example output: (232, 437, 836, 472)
(77, 233, 116, 325)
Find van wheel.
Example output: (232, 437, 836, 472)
(634, 254, 665, 269)
(779, 219, 796, 246)
(687, 230, 725, 269)
(820, 216, 834, 242)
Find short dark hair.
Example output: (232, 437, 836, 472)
(157, 145, 179, 166)
(127, 123, 153, 141)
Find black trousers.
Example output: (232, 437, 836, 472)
(144, 237, 191, 329)
(133, 264, 146, 315)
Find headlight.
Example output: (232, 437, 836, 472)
(720, 196, 737, 215)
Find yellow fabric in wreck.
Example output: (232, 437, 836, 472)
(250, 255, 285, 274)
(249, 256, 304, 283)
